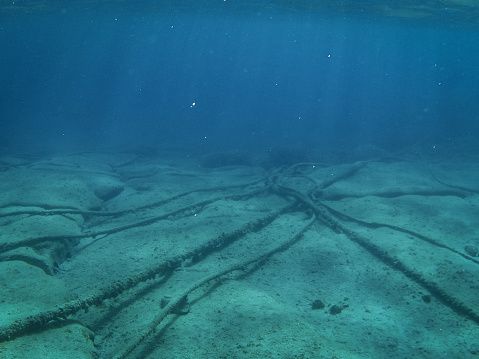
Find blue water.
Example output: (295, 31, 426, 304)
(1, 1, 478, 155)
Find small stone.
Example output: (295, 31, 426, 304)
(421, 295, 432, 303)
(464, 245, 479, 257)
(172, 296, 190, 315)
(160, 296, 170, 309)
(329, 304, 348, 315)
(94, 184, 124, 201)
(311, 299, 325, 310)
(469, 343, 479, 355)
(160, 296, 190, 315)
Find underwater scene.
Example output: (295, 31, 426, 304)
(1, 1, 479, 358)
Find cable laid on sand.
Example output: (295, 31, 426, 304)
(319, 202, 479, 265)
(0, 188, 266, 255)
(115, 214, 316, 359)
(0, 178, 266, 219)
(270, 181, 479, 326)
(0, 203, 294, 343)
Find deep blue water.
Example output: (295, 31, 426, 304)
(1, 2, 478, 155)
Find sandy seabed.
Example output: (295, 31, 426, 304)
(0, 150, 478, 358)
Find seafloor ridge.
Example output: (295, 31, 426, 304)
(0, 147, 478, 358)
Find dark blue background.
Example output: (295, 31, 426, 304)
(1, 2, 478, 154)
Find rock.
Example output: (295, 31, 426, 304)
(90, 177, 124, 201)
(311, 299, 325, 310)
(329, 303, 349, 315)
(94, 184, 124, 201)
(421, 295, 432, 303)
(160, 295, 190, 315)
(464, 245, 479, 257)
(469, 343, 479, 355)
